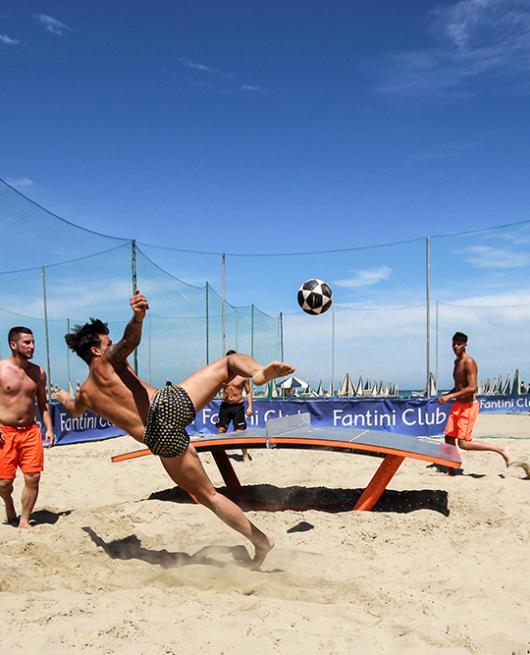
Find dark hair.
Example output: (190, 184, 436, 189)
(65, 318, 109, 363)
(226, 349, 237, 356)
(452, 331, 468, 343)
(8, 326, 33, 344)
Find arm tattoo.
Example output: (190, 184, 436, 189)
(108, 317, 143, 362)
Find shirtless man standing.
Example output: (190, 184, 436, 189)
(56, 291, 295, 569)
(438, 332, 512, 468)
(217, 350, 253, 463)
(0, 327, 54, 528)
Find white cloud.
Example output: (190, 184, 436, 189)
(461, 244, 530, 268)
(368, 0, 530, 98)
(0, 33, 20, 45)
(334, 266, 392, 288)
(179, 58, 218, 74)
(5, 177, 34, 190)
(34, 14, 71, 36)
(177, 58, 263, 93)
(179, 58, 234, 78)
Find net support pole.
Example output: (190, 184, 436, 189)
(221, 252, 226, 356)
(435, 300, 439, 383)
(251, 303, 255, 358)
(235, 309, 239, 351)
(205, 282, 210, 365)
(148, 313, 152, 384)
(279, 312, 284, 362)
(331, 306, 335, 389)
(41, 266, 53, 400)
(426, 236, 431, 395)
(66, 318, 72, 394)
(131, 239, 139, 375)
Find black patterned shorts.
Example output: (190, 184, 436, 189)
(143, 385, 196, 457)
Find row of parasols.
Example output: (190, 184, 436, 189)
(256, 374, 400, 399)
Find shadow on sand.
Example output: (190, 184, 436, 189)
(82, 526, 253, 569)
(147, 484, 451, 516)
(3, 508, 73, 528)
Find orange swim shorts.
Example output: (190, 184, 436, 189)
(445, 400, 479, 441)
(0, 423, 44, 479)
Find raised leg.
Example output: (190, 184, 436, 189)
(354, 455, 404, 511)
(0, 478, 16, 524)
(19, 472, 40, 528)
(458, 439, 512, 466)
(178, 354, 294, 413)
(160, 444, 273, 569)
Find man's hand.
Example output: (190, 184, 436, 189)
(438, 395, 450, 405)
(44, 429, 54, 448)
(246, 407, 253, 417)
(130, 289, 149, 320)
(0, 430, 4, 447)
(56, 389, 70, 406)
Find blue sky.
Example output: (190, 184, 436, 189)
(2, 0, 530, 387)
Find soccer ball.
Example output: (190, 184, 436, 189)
(297, 278, 333, 315)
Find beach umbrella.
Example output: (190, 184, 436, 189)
(425, 372, 437, 397)
(338, 373, 354, 397)
(278, 375, 309, 390)
(355, 376, 363, 396)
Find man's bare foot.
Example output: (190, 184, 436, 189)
(500, 447, 513, 467)
(253, 362, 295, 386)
(18, 517, 34, 529)
(242, 450, 252, 464)
(509, 460, 530, 478)
(250, 536, 275, 571)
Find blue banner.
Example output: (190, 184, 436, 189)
(38, 394, 530, 446)
(36, 404, 125, 445)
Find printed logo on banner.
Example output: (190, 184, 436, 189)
(35, 395, 529, 445)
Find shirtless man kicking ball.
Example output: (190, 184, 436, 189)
(56, 291, 295, 569)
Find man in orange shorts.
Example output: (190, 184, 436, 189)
(0, 327, 54, 528)
(438, 331, 512, 469)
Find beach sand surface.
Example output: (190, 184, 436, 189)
(1, 413, 529, 655)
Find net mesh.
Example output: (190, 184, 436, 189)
(0, 181, 282, 387)
(1, 178, 529, 395)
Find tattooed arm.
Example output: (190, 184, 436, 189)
(107, 290, 149, 364)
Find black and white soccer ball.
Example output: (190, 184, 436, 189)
(297, 278, 333, 315)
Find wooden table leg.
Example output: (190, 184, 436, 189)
(212, 450, 243, 495)
(353, 454, 404, 511)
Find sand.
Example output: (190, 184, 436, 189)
(1, 413, 529, 655)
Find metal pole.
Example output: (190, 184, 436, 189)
(435, 300, 439, 383)
(426, 237, 431, 394)
(233, 307, 239, 352)
(41, 266, 52, 400)
(148, 313, 152, 384)
(205, 282, 210, 365)
(331, 306, 335, 389)
(131, 239, 139, 374)
(251, 303, 255, 358)
(279, 312, 284, 362)
(66, 318, 72, 394)
(221, 252, 226, 356)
